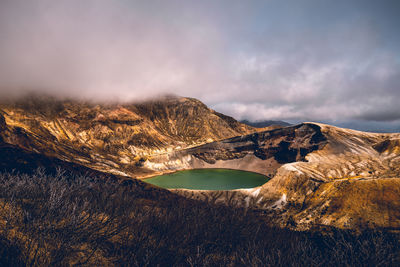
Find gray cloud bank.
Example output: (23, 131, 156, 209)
(0, 0, 399, 130)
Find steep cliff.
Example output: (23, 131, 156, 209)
(144, 123, 327, 177)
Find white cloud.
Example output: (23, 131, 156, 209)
(0, 0, 399, 124)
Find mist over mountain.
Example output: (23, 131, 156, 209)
(0, 0, 399, 128)
(0, 95, 256, 177)
(1, 0, 400, 265)
(0, 94, 399, 264)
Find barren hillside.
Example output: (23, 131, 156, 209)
(1, 96, 400, 231)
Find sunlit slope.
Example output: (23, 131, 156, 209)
(0, 95, 255, 177)
(266, 123, 400, 229)
(1, 95, 400, 230)
(171, 123, 400, 230)
(252, 123, 400, 229)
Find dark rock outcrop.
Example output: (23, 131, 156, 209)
(189, 123, 327, 165)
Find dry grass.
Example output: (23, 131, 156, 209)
(0, 169, 399, 266)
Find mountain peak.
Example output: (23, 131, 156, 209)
(0, 96, 256, 177)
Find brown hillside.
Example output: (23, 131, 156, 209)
(1, 96, 400, 231)
(0, 95, 255, 177)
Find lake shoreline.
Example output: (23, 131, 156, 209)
(141, 167, 268, 180)
(143, 168, 269, 190)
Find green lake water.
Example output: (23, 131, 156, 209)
(144, 169, 269, 190)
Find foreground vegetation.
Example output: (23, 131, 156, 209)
(0, 169, 399, 266)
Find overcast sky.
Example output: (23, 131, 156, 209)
(0, 0, 399, 131)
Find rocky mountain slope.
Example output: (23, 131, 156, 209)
(1, 95, 400, 231)
(172, 123, 400, 230)
(144, 123, 327, 177)
(260, 123, 400, 230)
(0, 95, 255, 177)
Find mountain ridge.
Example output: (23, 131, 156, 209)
(0, 95, 256, 177)
(240, 119, 291, 128)
(1, 96, 400, 231)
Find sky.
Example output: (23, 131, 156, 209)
(0, 0, 399, 131)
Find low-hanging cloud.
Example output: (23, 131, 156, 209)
(0, 0, 399, 127)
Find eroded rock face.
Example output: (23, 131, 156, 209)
(139, 123, 327, 179)
(184, 123, 325, 173)
(191, 124, 326, 163)
(1, 95, 400, 231)
(173, 123, 400, 231)
(373, 139, 400, 155)
(0, 95, 256, 177)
